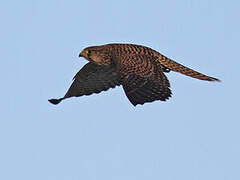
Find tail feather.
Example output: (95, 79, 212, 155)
(159, 56, 221, 82)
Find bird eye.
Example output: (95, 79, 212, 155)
(87, 50, 91, 54)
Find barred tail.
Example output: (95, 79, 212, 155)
(159, 56, 221, 82)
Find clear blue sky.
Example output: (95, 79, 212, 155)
(1, 0, 239, 179)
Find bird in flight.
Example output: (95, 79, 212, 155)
(49, 43, 220, 106)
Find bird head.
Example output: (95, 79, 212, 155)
(79, 47, 93, 60)
(79, 46, 110, 65)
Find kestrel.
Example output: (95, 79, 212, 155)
(49, 43, 220, 106)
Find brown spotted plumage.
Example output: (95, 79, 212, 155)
(49, 43, 220, 106)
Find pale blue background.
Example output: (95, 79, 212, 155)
(1, 0, 239, 180)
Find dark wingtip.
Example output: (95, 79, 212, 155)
(48, 98, 62, 105)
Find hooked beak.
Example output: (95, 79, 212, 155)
(79, 50, 88, 58)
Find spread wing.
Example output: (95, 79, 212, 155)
(116, 55, 172, 106)
(49, 62, 120, 105)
